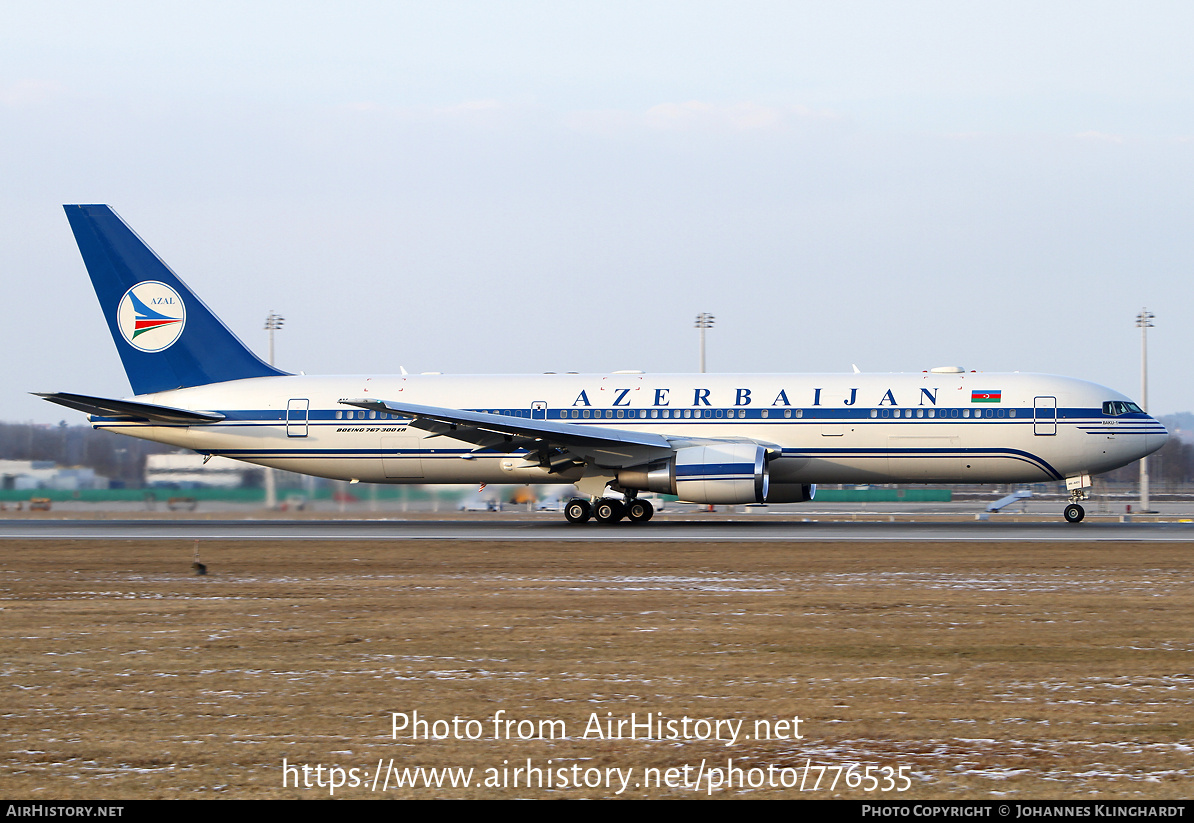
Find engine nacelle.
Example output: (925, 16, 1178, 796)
(764, 482, 817, 504)
(618, 443, 769, 505)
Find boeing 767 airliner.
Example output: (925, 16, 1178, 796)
(38, 205, 1167, 524)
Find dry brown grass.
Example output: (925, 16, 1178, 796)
(1, 538, 1191, 799)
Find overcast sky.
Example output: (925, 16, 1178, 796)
(4, 1, 1193, 423)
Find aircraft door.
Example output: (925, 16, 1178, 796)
(287, 398, 309, 437)
(382, 436, 424, 478)
(531, 401, 547, 420)
(1033, 396, 1057, 436)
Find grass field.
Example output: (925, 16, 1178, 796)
(1, 538, 1191, 799)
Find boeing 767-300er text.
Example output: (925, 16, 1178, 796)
(38, 205, 1167, 524)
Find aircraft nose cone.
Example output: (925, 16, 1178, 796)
(1147, 420, 1169, 457)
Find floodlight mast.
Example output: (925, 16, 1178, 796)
(265, 312, 285, 368)
(1136, 308, 1154, 513)
(695, 312, 715, 374)
(263, 311, 285, 509)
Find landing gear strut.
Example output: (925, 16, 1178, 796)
(1063, 480, 1089, 524)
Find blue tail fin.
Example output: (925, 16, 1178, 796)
(64, 205, 287, 395)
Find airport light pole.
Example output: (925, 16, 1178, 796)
(265, 312, 285, 366)
(1137, 308, 1154, 513)
(695, 312, 715, 373)
(263, 312, 285, 510)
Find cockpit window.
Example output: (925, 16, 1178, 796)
(1102, 401, 1144, 416)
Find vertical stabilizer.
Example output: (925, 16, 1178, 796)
(64, 205, 286, 395)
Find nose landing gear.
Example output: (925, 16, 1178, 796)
(1063, 474, 1091, 524)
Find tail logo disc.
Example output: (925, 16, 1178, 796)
(117, 282, 186, 352)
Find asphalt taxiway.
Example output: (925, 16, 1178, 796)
(3, 517, 1193, 541)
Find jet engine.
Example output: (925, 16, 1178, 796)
(618, 443, 769, 504)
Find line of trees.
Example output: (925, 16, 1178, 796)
(0, 421, 173, 486)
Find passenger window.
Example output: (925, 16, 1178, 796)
(761, 409, 769, 418)
(784, 409, 792, 419)
(870, 410, 877, 418)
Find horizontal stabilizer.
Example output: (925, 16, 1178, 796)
(34, 392, 225, 424)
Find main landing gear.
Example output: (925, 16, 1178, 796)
(564, 496, 654, 524)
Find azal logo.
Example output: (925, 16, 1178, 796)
(117, 282, 186, 352)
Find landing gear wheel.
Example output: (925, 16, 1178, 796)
(564, 498, 592, 523)
(594, 498, 626, 523)
(625, 499, 654, 523)
(1064, 503, 1085, 524)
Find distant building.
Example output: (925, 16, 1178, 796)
(0, 460, 109, 491)
(144, 452, 250, 488)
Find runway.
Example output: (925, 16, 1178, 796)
(3, 516, 1194, 541)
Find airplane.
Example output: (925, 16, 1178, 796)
(38, 205, 1168, 525)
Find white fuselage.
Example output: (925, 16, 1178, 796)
(92, 371, 1166, 489)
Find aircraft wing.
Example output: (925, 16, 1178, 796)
(339, 397, 674, 469)
(35, 392, 226, 425)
